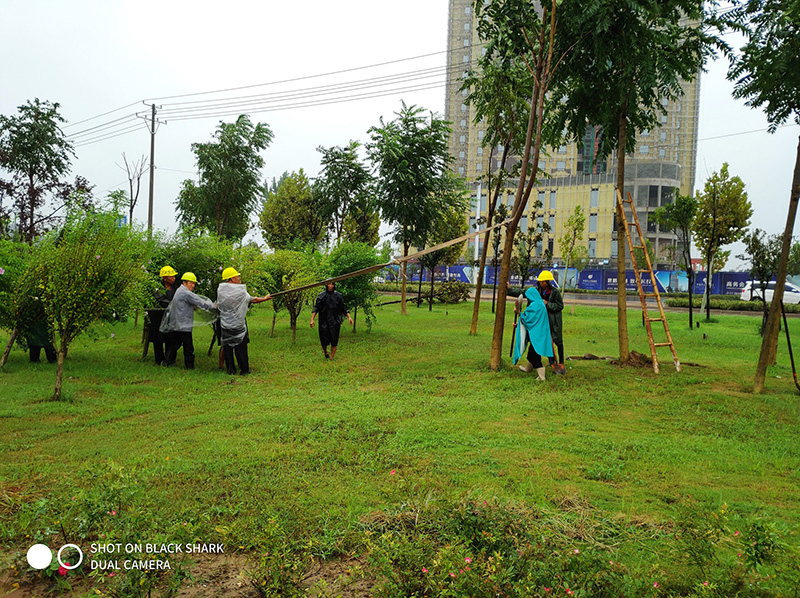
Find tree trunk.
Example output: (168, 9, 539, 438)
(429, 267, 435, 311)
(352, 306, 358, 333)
(470, 141, 512, 335)
(271, 313, 277, 337)
(470, 233, 491, 334)
(489, 54, 547, 369)
(616, 111, 630, 361)
(705, 246, 714, 321)
(141, 321, 149, 358)
(491, 262, 498, 314)
(401, 242, 409, 315)
(0, 328, 19, 368)
(53, 344, 67, 401)
(688, 270, 694, 330)
(417, 264, 424, 307)
(755, 133, 800, 392)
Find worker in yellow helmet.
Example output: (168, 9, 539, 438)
(147, 265, 178, 365)
(537, 270, 566, 375)
(216, 267, 271, 375)
(160, 272, 215, 369)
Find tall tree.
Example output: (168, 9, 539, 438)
(558, 205, 588, 290)
(724, 0, 800, 392)
(693, 163, 752, 321)
(474, 0, 568, 371)
(550, 0, 719, 361)
(259, 169, 325, 250)
(462, 53, 535, 335)
(176, 115, 272, 241)
(314, 141, 374, 242)
(367, 102, 466, 315)
(0, 98, 75, 242)
(652, 191, 698, 329)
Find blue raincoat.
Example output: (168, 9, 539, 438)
(512, 287, 554, 364)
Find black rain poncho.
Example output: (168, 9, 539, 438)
(312, 288, 348, 347)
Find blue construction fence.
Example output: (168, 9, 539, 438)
(379, 265, 751, 296)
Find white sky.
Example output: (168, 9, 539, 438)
(2, 1, 797, 267)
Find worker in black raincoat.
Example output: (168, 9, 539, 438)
(537, 270, 566, 375)
(148, 265, 178, 365)
(310, 282, 353, 359)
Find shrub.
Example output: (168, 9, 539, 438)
(435, 280, 471, 304)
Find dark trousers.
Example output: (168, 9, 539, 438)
(548, 341, 564, 366)
(223, 343, 249, 375)
(30, 345, 57, 363)
(164, 331, 194, 369)
(526, 344, 543, 369)
(152, 341, 165, 366)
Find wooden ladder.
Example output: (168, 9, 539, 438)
(617, 190, 680, 374)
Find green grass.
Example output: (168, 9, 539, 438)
(1, 302, 799, 595)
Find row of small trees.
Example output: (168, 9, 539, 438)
(0, 202, 384, 400)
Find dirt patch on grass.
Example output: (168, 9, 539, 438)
(1, 553, 380, 598)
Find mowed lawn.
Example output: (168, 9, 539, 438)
(1, 300, 799, 591)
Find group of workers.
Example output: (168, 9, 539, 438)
(20, 263, 561, 378)
(512, 269, 566, 380)
(147, 266, 352, 373)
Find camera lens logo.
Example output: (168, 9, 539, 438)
(26, 544, 84, 570)
(26, 544, 52, 569)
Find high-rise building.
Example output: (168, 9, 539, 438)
(445, 0, 701, 273)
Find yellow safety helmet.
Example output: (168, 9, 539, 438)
(159, 265, 178, 277)
(181, 272, 198, 283)
(537, 270, 555, 282)
(221, 267, 240, 281)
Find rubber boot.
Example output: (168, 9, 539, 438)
(519, 362, 533, 373)
(536, 367, 546, 381)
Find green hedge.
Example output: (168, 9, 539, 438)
(664, 297, 800, 312)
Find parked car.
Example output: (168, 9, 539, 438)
(739, 280, 800, 304)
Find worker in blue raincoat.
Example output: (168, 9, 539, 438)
(512, 285, 553, 381)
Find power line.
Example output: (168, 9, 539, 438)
(161, 81, 448, 123)
(73, 123, 146, 148)
(142, 49, 451, 103)
(699, 123, 797, 141)
(63, 101, 142, 130)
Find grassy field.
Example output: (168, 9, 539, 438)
(1, 300, 799, 597)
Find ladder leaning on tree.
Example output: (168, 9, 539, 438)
(617, 189, 680, 374)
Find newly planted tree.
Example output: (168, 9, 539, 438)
(33, 208, 150, 399)
(693, 163, 752, 321)
(739, 229, 782, 335)
(550, 0, 719, 361)
(723, 0, 800, 391)
(652, 192, 698, 328)
(559, 206, 588, 290)
(417, 205, 468, 311)
(462, 53, 534, 334)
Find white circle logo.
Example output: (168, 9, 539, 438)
(57, 544, 84, 570)
(26, 544, 53, 570)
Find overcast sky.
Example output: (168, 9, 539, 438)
(2, 1, 797, 267)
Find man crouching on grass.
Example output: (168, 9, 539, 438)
(310, 281, 353, 360)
